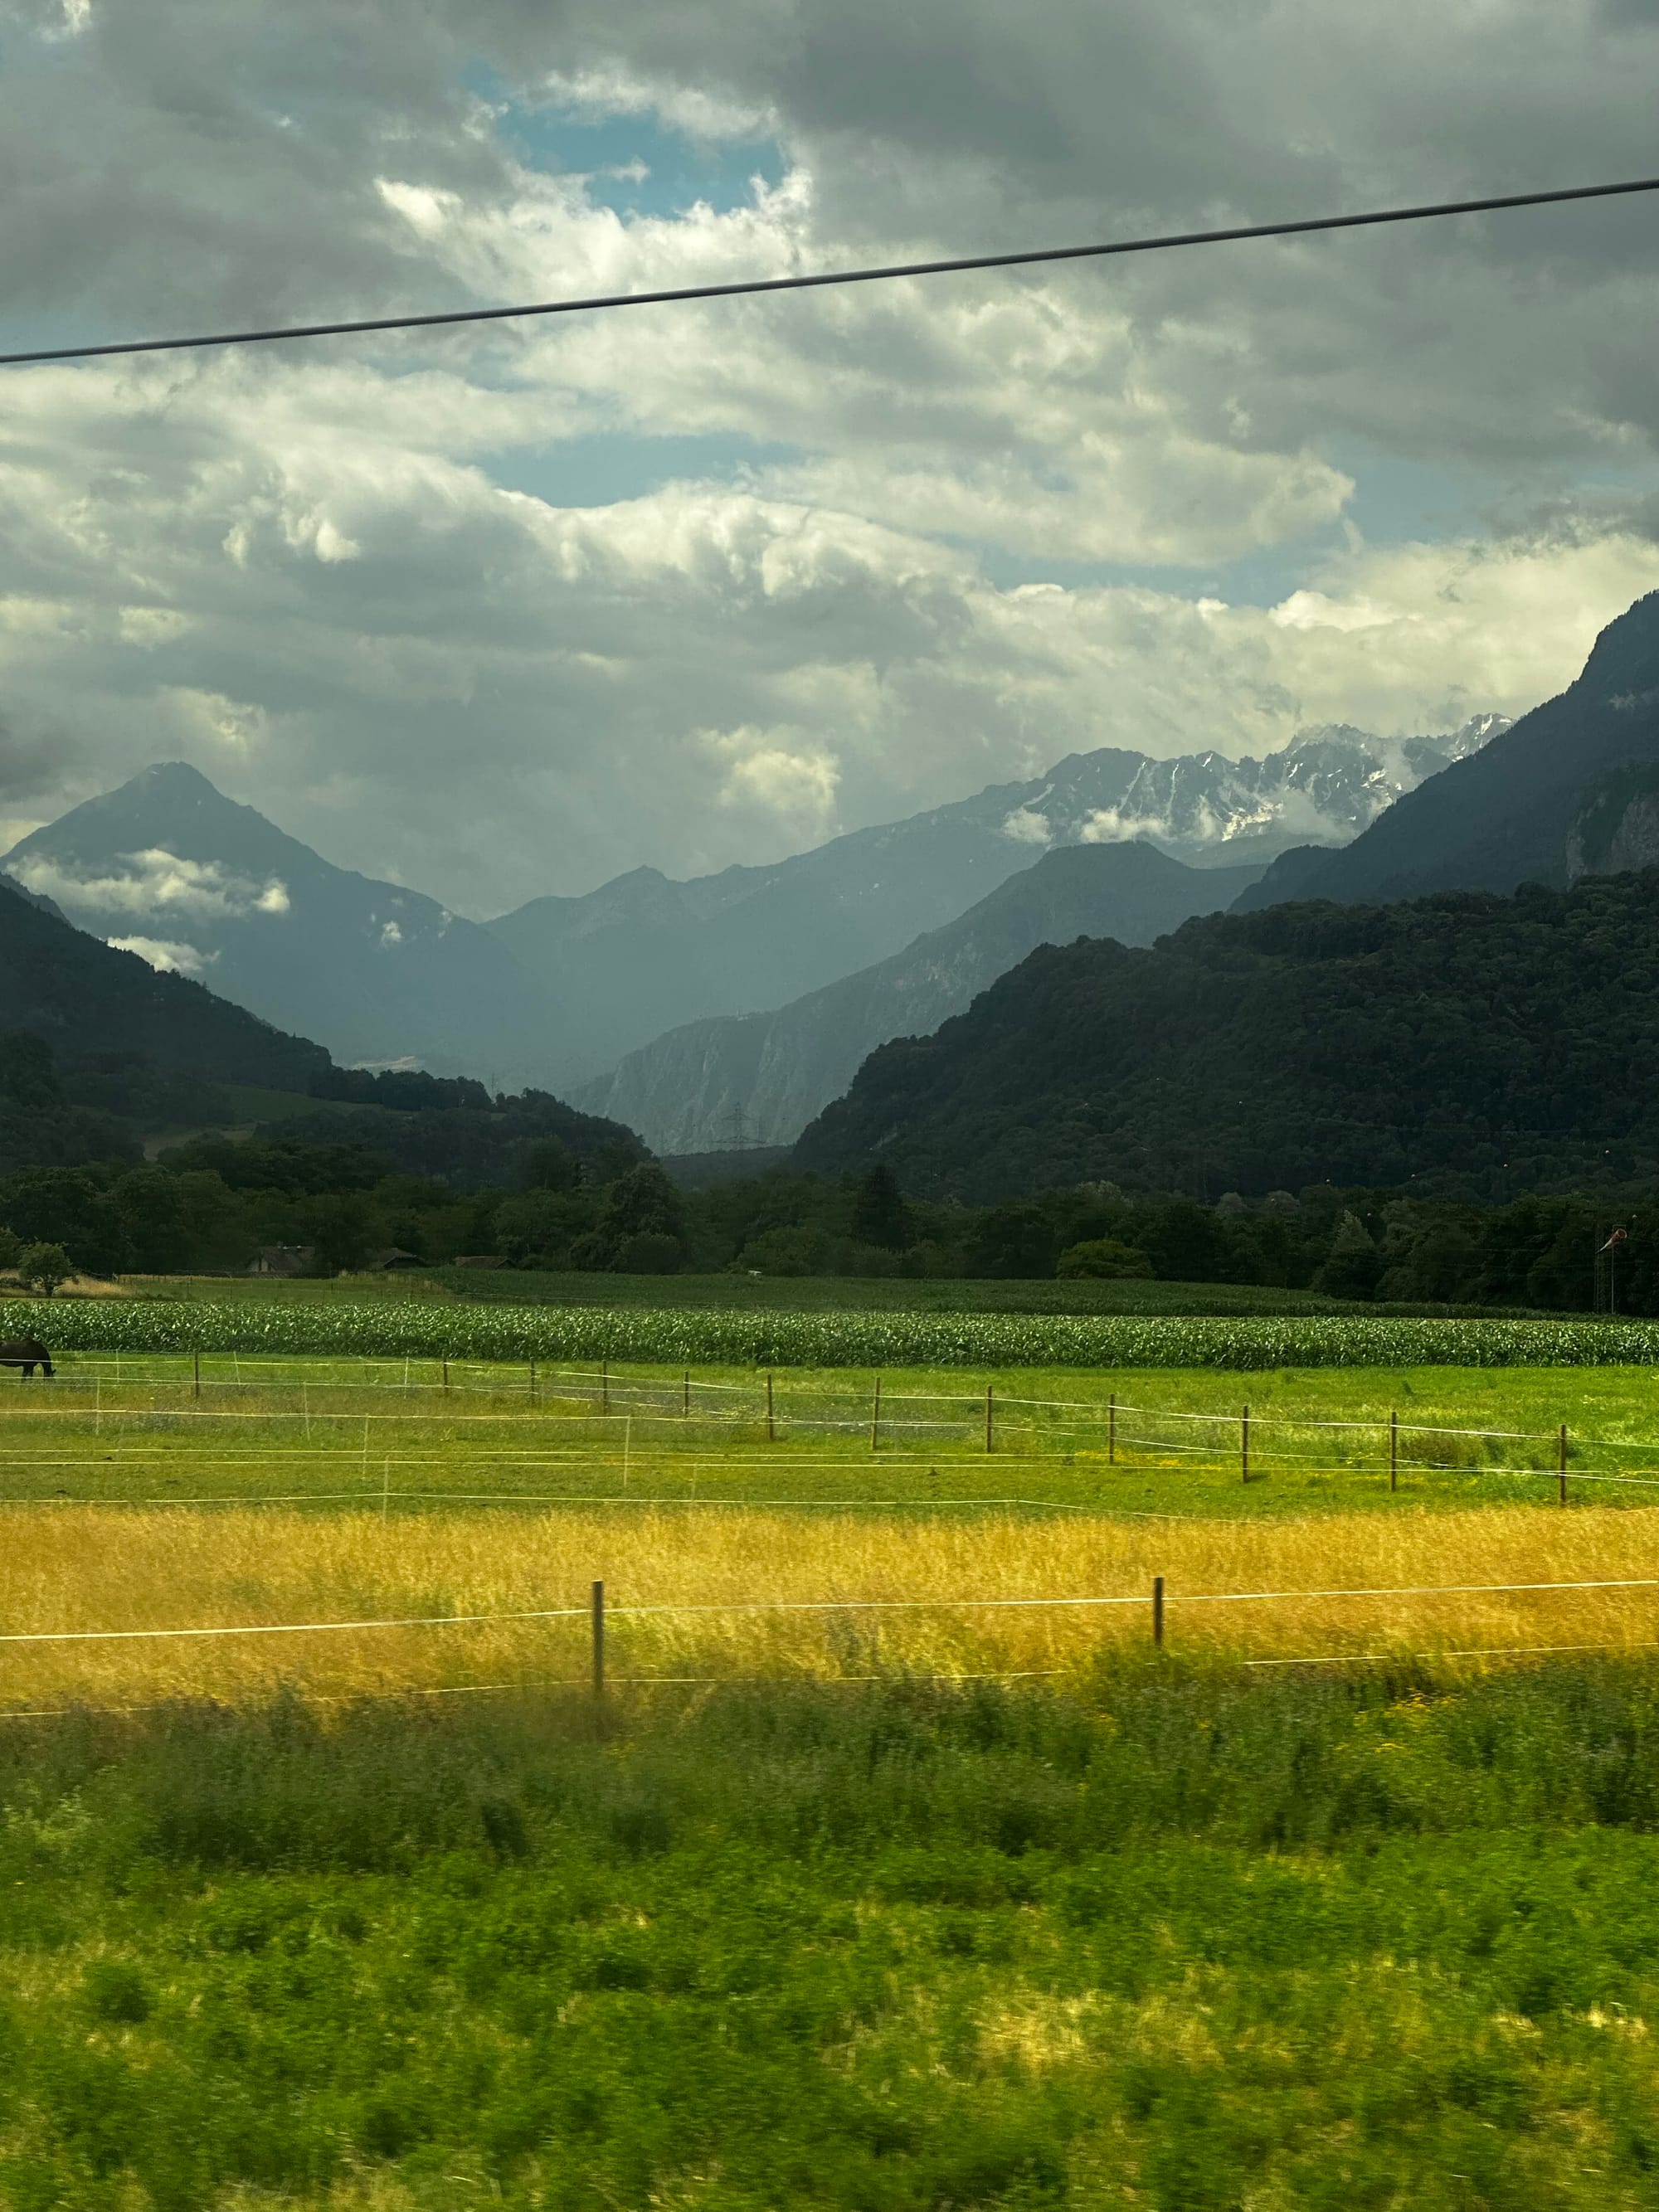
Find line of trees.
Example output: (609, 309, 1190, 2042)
(1, 1131, 1651, 1313)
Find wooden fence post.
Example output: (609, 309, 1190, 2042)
(591, 1580, 606, 1698)
(1242, 1403, 1251, 1484)
(1559, 1423, 1569, 1508)
(1389, 1409, 1398, 1492)
(1108, 1393, 1117, 1465)
(870, 1373, 882, 1453)
(766, 1370, 776, 1443)
(1152, 1574, 1165, 1648)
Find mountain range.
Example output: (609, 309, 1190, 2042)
(5, 718, 1501, 1093)
(485, 717, 1504, 1082)
(798, 591, 1659, 1201)
(574, 841, 1266, 1152)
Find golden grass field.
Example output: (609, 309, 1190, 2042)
(7, 1497, 1659, 1710)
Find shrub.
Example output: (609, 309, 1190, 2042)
(1057, 1238, 1154, 1281)
(615, 1232, 681, 1276)
(737, 1225, 830, 1276)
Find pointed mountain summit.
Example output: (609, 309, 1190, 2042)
(4, 765, 559, 1085)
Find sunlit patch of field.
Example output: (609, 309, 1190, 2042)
(6, 1500, 1659, 1710)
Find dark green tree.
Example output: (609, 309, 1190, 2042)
(1314, 1210, 1383, 1300)
(601, 1163, 685, 1242)
(586, 1164, 687, 1269)
(850, 1164, 913, 1252)
(17, 1241, 72, 1296)
(304, 1194, 377, 1275)
(966, 1203, 1057, 1278)
(518, 1137, 582, 1194)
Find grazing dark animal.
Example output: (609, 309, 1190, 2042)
(0, 1338, 52, 1378)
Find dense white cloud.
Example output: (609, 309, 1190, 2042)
(2, 0, 1659, 910)
(105, 934, 215, 975)
(10, 848, 289, 919)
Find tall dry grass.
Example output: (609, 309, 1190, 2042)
(3, 1502, 1659, 1708)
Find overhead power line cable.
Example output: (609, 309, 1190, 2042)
(2, 174, 1657, 369)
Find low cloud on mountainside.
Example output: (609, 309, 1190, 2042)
(2, 0, 1659, 913)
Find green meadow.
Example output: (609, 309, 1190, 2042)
(5, 1664, 1659, 2209)
(3, 1350, 1658, 1517)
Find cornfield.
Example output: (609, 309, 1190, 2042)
(12, 1299, 1659, 1369)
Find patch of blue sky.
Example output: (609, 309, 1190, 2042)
(469, 68, 786, 221)
(484, 430, 803, 510)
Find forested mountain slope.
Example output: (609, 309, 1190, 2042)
(0, 872, 328, 1092)
(575, 842, 1264, 1152)
(795, 871, 1659, 1202)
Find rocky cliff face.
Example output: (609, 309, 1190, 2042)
(1567, 767, 1659, 882)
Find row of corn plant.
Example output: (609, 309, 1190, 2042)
(9, 1300, 1659, 1369)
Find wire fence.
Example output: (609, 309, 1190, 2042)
(2, 1354, 1657, 1505)
(0, 1570, 1654, 1704)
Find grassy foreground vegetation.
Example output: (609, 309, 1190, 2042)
(7, 1665, 1659, 2208)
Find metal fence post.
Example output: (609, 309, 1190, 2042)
(1152, 1574, 1165, 1648)
(602, 1359, 610, 1417)
(766, 1371, 776, 1443)
(985, 1383, 994, 1454)
(1108, 1393, 1117, 1465)
(192, 1351, 201, 1403)
(870, 1373, 882, 1453)
(591, 1579, 606, 1698)
(1242, 1403, 1250, 1484)
(683, 1369, 691, 1417)
(1559, 1423, 1569, 1507)
(1389, 1409, 1398, 1492)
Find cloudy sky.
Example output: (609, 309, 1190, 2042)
(2, 0, 1659, 915)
